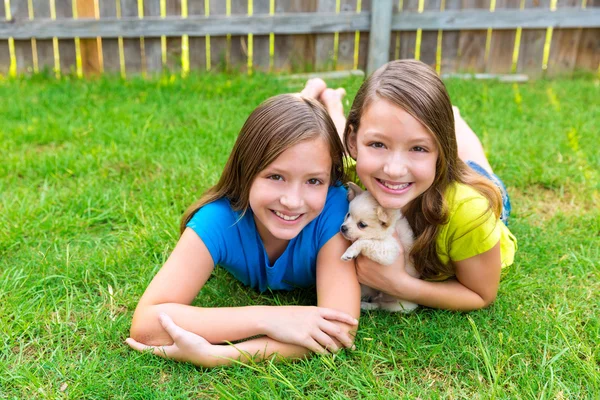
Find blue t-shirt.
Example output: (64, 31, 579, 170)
(186, 185, 349, 292)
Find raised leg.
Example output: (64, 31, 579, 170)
(453, 106, 494, 174)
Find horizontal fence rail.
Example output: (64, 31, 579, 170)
(1, 9, 599, 39)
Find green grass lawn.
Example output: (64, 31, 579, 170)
(1, 71, 598, 399)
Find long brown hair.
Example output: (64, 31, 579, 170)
(344, 60, 502, 279)
(180, 94, 347, 234)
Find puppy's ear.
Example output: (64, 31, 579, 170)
(376, 206, 391, 227)
(346, 182, 363, 201)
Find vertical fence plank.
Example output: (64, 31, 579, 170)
(420, 0, 441, 69)
(439, 0, 461, 74)
(366, 0, 390, 74)
(30, 0, 54, 74)
(457, 0, 488, 73)
(575, 0, 599, 72)
(77, 0, 102, 75)
(54, 0, 77, 74)
(119, 0, 143, 75)
(546, 0, 582, 76)
(143, 0, 163, 74)
(208, 0, 228, 71)
(336, 0, 359, 70)
(99, 1, 121, 74)
(228, 0, 248, 73)
(187, 0, 207, 72)
(356, 0, 370, 70)
(251, 0, 271, 72)
(12, 1, 34, 74)
(399, 0, 419, 60)
(0, 1, 9, 75)
(517, 0, 549, 77)
(315, 0, 337, 71)
(164, 0, 182, 73)
(274, 0, 316, 72)
(486, 0, 520, 73)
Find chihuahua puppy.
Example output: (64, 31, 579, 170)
(340, 182, 419, 313)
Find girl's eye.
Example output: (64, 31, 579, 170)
(268, 174, 284, 181)
(307, 178, 323, 185)
(368, 142, 386, 149)
(411, 146, 427, 152)
(357, 221, 368, 229)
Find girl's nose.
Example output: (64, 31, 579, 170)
(280, 188, 304, 209)
(383, 153, 409, 178)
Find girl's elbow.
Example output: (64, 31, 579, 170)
(130, 306, 172, 346)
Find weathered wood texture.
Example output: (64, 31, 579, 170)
(1, 0, 598, 77)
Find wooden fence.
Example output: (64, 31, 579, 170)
(1, 0, 598, 79)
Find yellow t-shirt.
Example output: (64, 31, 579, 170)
(435, 182, 517, 280)
(345, 157, 517, 279)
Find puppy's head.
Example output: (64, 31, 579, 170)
(340, 182, 400, 242)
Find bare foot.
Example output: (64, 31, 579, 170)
(320, 88, 346, 117)
(299, 78, 327, 100)
(320, 88, 347, 141)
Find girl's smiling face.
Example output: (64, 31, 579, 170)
(249, 138, 332, 245)
(348, 98, 439, 211)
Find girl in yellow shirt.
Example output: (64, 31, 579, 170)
(312, 59, 517, 311)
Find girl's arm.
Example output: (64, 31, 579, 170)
(130, 229, 357, 349)
(356, 241, 501, 311)
(128, 233, 361, 367)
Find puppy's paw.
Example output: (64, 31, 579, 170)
(341, 250, 358, 261)
(360, 301, 380, 311)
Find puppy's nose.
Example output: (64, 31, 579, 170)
(340, 225, 348, 234)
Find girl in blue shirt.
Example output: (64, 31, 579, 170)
(126, 90, 360, 367)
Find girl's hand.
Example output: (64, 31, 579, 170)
(126, 313, 226, 368)
(355, 239, 410, 296)
(261, 306, 358, 354)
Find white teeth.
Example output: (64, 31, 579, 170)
(274, 211, 301, 221)
(382, 181, 410, 190)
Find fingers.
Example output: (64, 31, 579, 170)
(125, 338, 173, 359)
(312, 330, 340, 353)
(158, 313, 182, 341)
(318, 320, 354, 349)
(319, 308, 358, 326)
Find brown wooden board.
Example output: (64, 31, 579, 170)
(11, 1, 34, 74)
(420, 0, 441, 69)
(388, 0, 403, 62)
(120, 0, 144, 76)
(336, 0, 360, 70)
(274, 0, 317, 72)
(457, 0, 488, 73)
(143, 0, 163, 74)
(100, 0, 121, 74)
(55, 0, 77, 75)
(487, 0, 520, 74)
(208, 0, 228, 72)
(0, 39, 8, 75)
(546, 0, 582, 77)
(440, 0, 462, 74)
(315, 0, 337, 71)
(251, 0, 271, 72)
(356, 0, 370, 71)
(31, 0, 55, 75)
(575, 27, 599, 71)
(164, 0, 182, 73)
(77, 0, 102, 75)
(399, 0, 418, 61)
(229, 0, 249, 74)
(187, 0, 207, 72)
(517, 0, 549, 78)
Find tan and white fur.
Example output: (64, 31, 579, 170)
(340, 182, 419, 313)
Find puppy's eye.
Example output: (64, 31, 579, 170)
(345, 213, 350, 220)
(357, 221, 368, 229)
